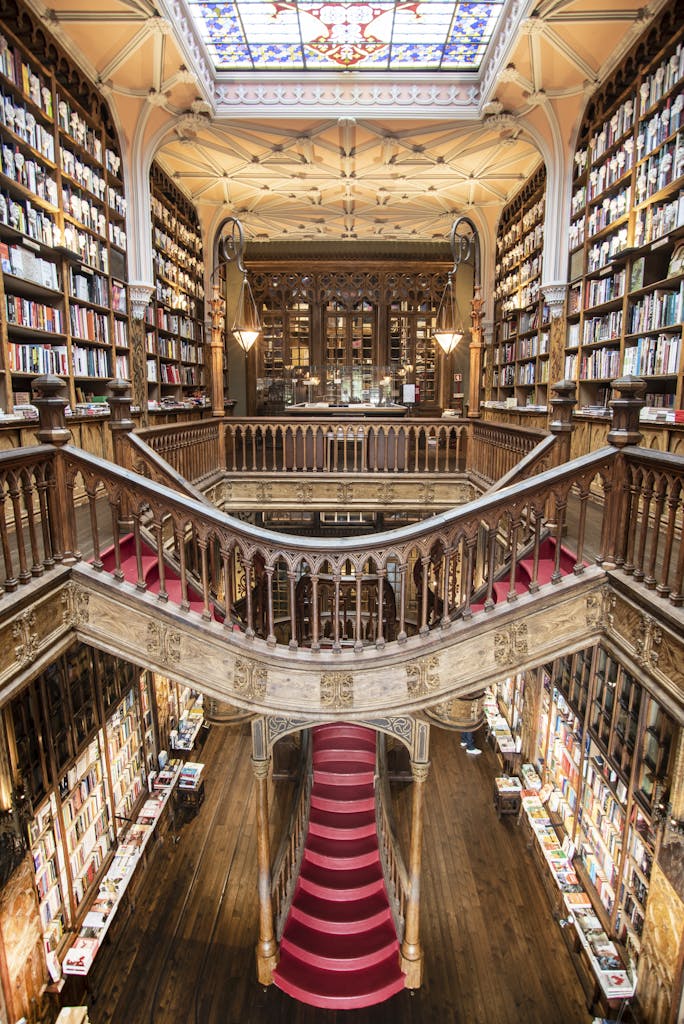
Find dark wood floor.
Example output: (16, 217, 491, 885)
(72, 724, 593, 1024)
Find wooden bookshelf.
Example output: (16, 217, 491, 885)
(0, 8, 128, 413)
(536, 648, 677, 966)
(106, 688, 145, 828)
(147, 163, 205, 405)
(490, 165, 549, 412)
(567, 18, 684, 415)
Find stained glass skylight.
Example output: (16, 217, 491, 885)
(185, 1, 506, 72)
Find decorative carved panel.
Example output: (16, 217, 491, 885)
(406, 655, 440, 698)
(493, 623, 528, 666)
(234, 658, 267, 700)
(321, 672, 353, 709)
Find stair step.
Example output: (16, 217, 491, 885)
(313, 732, 376, 753)
(313, 761, 375, 786)
(493, 579, 529, 601)
(310, 781, 375, 813)
(273, 950, 404, 1010)
(313, 746, 375, 766)
(289, 889, 392, 934)
(305, 833, 379, 870)
(308, 806, 377, 840)
(299, 858, 385, 900)
(313, 724, 376, 746)
(281, 919, 399, 971)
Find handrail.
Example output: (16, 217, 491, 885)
(125, 433, 211, 505)
(375, 737, 410, 941)
(223, 416, 470, 475)
(481, 434, 558, 493)
(2, 425, 681, 633)
(134, 418, 223, 486)
(271, 733, 313, 940)
(60, 443, 620, 648)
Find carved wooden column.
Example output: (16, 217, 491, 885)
(128, 283, 154, 426)
(542, 284, 568, 431)
(209, 279, 226, 417)
(253, 755, 278, 984)
(400, 758, 429, 987)
(467, 282, 484, 418)
(33, 375, 76, 564)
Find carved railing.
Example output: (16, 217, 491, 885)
(2, 381, 681, 626)
(135, 418, 223, 486)
(376, 738, 409, 941)
(468, 420, 549, 486)
(272, 734, 313, 940)
(223, 417, 470, 475)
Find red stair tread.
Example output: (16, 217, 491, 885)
(299, 858, 385, 899)
(281, 919, 398, 970)
(313, 760, 375, 782)
(273, 950, 405, 1010)
(313, 746, 375, 766)
(306, 833, 379, 869)
(311, 781, 375, 812)
(308, 805, 377, 839)
(290, 889, 392, 933)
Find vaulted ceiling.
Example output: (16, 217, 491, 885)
(29, 0, 661, 244)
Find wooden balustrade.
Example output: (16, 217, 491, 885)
(224, 417, 470, 474)
(1, 411, 681, 634)
(56, 444, 618, 647)
(135, 419, 223, 485)
(469, 420, 549, 485)
(376, 738, 410, 941)
(0, 446, 60, 594)
(272, 735, 313, 940)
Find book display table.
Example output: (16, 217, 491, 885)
(176, 762, 205, 813)
(493, 776, 522, 818)
(170, 702, 204, 759)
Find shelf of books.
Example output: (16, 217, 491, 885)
(106, 687, 145, 830)
(0, 7, 128, 416)
(567, 21, 684, 419)
(147, 163, 205, 408)
(615, 805, 655, 962)
(535, 647, 678, 967)
(59, 733, 113, 914)
(490, 165, 550, 413)
(29, 794, 69, 952)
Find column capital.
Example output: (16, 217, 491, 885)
(128, 281, 155, 320)
(410, 760, 431, 783)
(251, 756, 271, 780)
(541, 282, 567, 318)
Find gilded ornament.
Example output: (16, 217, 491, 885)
(321, 672, 354, 709)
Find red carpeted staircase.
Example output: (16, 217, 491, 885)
(273, 723, 405, 1009)
(98, 533, 222, 619)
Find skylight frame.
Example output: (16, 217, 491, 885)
(184, 1, 507, 73)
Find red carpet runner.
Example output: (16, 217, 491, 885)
(272, 723, 405, 1009)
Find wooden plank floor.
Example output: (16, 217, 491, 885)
(77, 723, 593, 1024)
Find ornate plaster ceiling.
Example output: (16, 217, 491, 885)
(30, 0, 661, 244)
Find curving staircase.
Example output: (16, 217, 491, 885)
(273, 723, 405, 1010)
(99, 533, 222, 619)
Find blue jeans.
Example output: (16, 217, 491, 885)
(462, 730, 477, 750)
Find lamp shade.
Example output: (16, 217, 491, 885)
(231, 273, 261, 353)
(433, 271, 464, 354)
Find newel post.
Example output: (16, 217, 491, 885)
(253, 755, 279, 984)
(33, 375, 77, 564)
(107, 379, 134, 469)
(600, 376, 647, 569)
(548, 379, 577, 467)
(400, 758, 429, 988)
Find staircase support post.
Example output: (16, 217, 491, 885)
(400, 758, 429, 988)
(253, 755, 279, 984)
